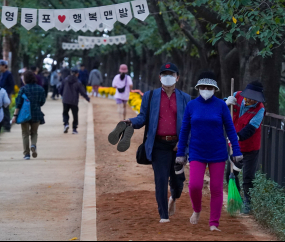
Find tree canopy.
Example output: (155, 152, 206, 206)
(1, 0, 285, 113)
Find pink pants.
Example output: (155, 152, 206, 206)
(189, 161, 226, 227)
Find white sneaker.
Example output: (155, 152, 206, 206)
(64, 125, 69, 134)
(159, 219, 170, 223)
(168, 197, 176, 217)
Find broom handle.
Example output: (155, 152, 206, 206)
(230, 78, 234, 174)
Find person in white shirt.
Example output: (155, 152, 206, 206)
(0, 87, 11, 131)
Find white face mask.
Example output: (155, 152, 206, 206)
(199, 90, 215, 100)
(161, 75, 177, 87)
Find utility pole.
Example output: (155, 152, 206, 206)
(2, 0, 10, 62)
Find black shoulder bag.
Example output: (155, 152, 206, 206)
(117, 76, 128, 93)
(136, 90, 154, 165)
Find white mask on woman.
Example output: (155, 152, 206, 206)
(199, 89, 215, 100)
(161, 75, 177, 87)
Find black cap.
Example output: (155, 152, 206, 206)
(160, 63, 179, 75)
(0, 60, 8, 66)
(240, 81, 265, 103)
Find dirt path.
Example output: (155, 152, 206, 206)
(93, 97, 276, 241)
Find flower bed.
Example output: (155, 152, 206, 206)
(87, 86, 143, 114)
(9, 85, 19, 118)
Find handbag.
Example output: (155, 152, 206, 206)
(117, 76, 128, 93)
(16, 93, 32, 124)
(136, 90, 154, 165)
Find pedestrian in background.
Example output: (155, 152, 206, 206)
(40, 69, 50, 98)
(12, 71, 46, 160)
(176, 71, 243, 232)
(112, 64, 133, 120)
(0, 60, 15, 132)
(50, 65, 60, 100)
(31, 66, 43, 87)
(0, 87, 11, 131)
(78, 64, 89, 92)
(88, 61, 103, 97)
(60, 67, 90, 135)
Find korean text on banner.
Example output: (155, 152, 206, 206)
(85, 7, 101, 30)
(1, 6, 18, 29)
(21, 8, 37, 30)
(38, 9, 55, 31)
(131, 0, 149, 21)
(99, 5, 117, 27)
(115, 2, 133, 25)
(69, 9, 86, 30)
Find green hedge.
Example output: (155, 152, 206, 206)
(251, 172, 285, 240)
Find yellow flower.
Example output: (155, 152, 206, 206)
(232, 16, 237, 24)
(86, 86, 92, 93)
(256, 30, 260, 35)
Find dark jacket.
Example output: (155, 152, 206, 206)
(60, 75, 90, 106)
(16, 84, 46, 123)
(0, 71, 15, 95)
(78, 69, 89, 85)
(34, 74, 43, 87)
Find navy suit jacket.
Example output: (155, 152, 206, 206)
(130, 87, 191, 161)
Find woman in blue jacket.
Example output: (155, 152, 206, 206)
(176, 71, 243, 232)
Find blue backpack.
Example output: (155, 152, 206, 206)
(16, 93, 31, 124)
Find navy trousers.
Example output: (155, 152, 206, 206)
(152, 139, 185, 219)
(3, 106, 11, 131)
(226, 150, 260, 203)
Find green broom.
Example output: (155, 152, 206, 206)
(227, 78, 243, 216)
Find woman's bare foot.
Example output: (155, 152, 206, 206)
(190, 212, 200, 224)
(210, 226, 221, 232)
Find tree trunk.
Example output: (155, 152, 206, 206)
(10, 31, 20, 86)
(237, 38, 262, 90)
(23, 53, 30, 68)
(261, 45, 284, 113)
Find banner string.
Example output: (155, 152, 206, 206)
(0, 8, 175, 15)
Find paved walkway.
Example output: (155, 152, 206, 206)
(0, 98, 88, 241)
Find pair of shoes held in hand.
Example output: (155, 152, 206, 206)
(108, 121, 134, 152)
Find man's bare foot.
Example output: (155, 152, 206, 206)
(168, 197, 176, 217)
(159, 219, 170, 223)
(210, 226, 221, 232)
(190, 212, 200, 224)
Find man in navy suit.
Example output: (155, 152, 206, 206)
(126, 63, 191, 223)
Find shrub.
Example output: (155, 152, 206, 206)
(251, 171, 285, 240)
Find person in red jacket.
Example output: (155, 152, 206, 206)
(225, 81, 265, 214)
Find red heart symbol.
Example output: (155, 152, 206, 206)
(58, 15, 66, 23)
(104, 39, 107, 42)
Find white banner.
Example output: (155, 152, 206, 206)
(131, 0, 149, 21)
(99, 5, 117, 27)
(1, 2, 150, 31)
(85, 7, 101, 30)
(1, 6, 18, 29)
(115, 2, 133, 25)
(77, 35, 127, 47)
(62, 42, 94, 50)
(54, 9, 70, 31)
(21, 8, 37, 30)
(38, 9, 55, 31)
(69, 9, 86, 30)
